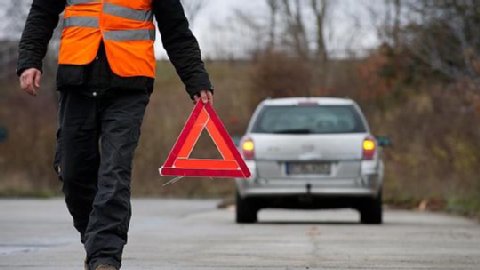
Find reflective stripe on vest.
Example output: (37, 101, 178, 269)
(66, 0, 99, 6)
(60, 0, 156, 78)
(103, 3, 153, 22)
(64, 17, 99, 28)
(104, 29, 155, 41)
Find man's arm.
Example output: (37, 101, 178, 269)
(17, 0, 65, 95)
(153, 0, 213, 102)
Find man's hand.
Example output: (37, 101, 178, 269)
(193, 90, 214, 106)
(19, 68, 42, 96)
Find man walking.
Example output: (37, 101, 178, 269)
(17, 0, 213, 269)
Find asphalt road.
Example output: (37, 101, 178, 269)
(0, 199, 479, 270)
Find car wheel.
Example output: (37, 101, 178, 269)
(360, 192, 383, 225)
(235, 191, 258, 224)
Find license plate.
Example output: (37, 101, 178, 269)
(287, 162, 331, 175)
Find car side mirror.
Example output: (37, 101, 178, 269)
(0, 126, 8, 143)
(376, 136, 391, 147)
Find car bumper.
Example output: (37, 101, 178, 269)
(236, 175, 381, 198)
(236, 160, 382, 199)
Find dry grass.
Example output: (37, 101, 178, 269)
(1, 57, 479, 218)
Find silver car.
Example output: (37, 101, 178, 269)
(235, 97, 389, 224)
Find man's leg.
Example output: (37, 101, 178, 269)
(58, 91, 100, 243)
(85, 91, 149, 270)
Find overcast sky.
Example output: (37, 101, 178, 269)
(162, 0, 380, 59)
(0, 0, 381, 59)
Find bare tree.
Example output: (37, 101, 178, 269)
(232, 8, 269, 57)
(310, 0, 329, 62)
(280, 0, 309, 59)
(374, 0, 402, 46)
(266, 0, 280, 50)
(406, 1, 480, 82)
(269, 0, 333, 61)
(181, 0, 208, 28)
(367, 0, 480, 84)
(208, 0, 335, 61)
(392, 0, 402, 46)
(366, 0, 402, 47)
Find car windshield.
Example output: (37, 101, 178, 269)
(252, 105, 367, 134)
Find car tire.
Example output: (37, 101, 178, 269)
(360, 192, 383, 225)
(235, 191, 258, 224)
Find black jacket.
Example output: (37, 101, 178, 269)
(17, 0, 212, 98)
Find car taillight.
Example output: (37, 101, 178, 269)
(241, 137, 255, 160)
(362, 136, 377, 160)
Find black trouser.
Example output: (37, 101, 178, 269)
(55, 89, 149, 270)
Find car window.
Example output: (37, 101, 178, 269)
(252, 105, 367, 134)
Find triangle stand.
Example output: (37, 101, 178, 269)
(159, 102, 250, 178)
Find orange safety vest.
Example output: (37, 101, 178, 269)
(58, 0, 156, 78)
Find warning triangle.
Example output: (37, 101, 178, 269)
(159, 102, 251, 178)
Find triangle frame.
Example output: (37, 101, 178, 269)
(159, 102, 251, 178)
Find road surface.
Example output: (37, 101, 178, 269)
(0, 199, 479, 269)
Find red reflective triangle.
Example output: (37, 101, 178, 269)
(159, 102, 251, 178)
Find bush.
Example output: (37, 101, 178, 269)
(249, 51, 313, 109)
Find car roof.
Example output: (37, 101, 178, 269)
(261, 97, 355, 106)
